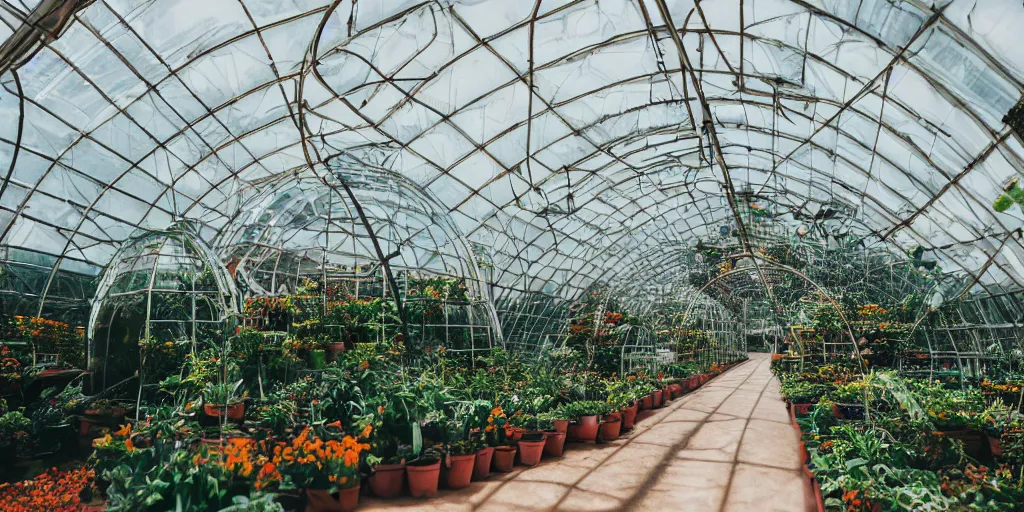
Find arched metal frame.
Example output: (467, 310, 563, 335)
(86, 221, 238, 396)
(215, 163, 502, 355)
(1, 0, 1024, 383)
(683, 252, 866, 376)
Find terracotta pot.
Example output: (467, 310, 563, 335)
(688, 375, 700, 389)
(652, 390, 664, 407)
(492, 446, 516, 472)
(599, 417, 622, 441)
(799, 441, 808, 464)
(446, 454, 475, 489)
(79, 417, 101, 436)
(81, 503, 107, 512)
(543, 431, 566, 457)
(406, 461, 441, 498)
(670, 383, 683, 397)
(642, 395, 653, 410)
(813, 477, 825, 512)
(203, 403, 245, 421)
(941, 429, 986, 459)
(622, 403, 639, 430)
(518, 439, 546, 466)
(552, 419, 569, 434)
(370, 463, 406, 498)
(473, 447, 494, 480)
(567, 415, 600, 442)
(988, 434, 1003, 457)
(791, 403, 814, 417)
(304, 487, 359, 512)
(662, 386, 671, 404)
(327, 342, 346, 361)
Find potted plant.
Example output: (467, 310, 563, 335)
(406, 449, 442, 498)
(445, 438, 478, 488)
(599, 411, 622, 441)
(539, 413, 567, 458)
(484, 406, 517, 472)
(276, 426, 368, 512)
(517, 430, 546, 466)
(606, 380, 636, 431)
(562, 401, 610, 443)
(202, 380, 246, 422)
(80, 399, 127, 436)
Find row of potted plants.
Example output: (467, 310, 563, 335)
(63, 338, 746, 511)
(776, 362, 1024, 511)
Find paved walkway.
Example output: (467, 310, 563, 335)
(361, 353, 812, 511)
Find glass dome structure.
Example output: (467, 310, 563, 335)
(87, 221, 237, 392)
(215, 162, 500, 354)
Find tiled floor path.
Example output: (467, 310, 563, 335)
(361, 353, 813, 511)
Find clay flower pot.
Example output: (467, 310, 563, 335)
(406, 460, 441, 498)
(543, 431, 566, 457)
(688, 375, 700, 389)
(790, 403, 814, 417)
(988, 434, 1003, 457)
(203, 403, 245, 421)
(652, 390, 664, 408)
(642, 395, 653, 410)
(567, 415, 599, 442)
(661, 387, 671, 404)
(517, 439, 546, 466)
(621, 403, 639, 430)
(327, 342, 346, 361)
(370, 463, 406, 498)
(446, 454, 476, 489)
(599, 417, 622, 441)
(473, 447, 494, 480)
(305, 487, 359, 512)
(552, 419, 569, 434)
(492, 445, 517, 472)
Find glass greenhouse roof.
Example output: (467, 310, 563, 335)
(1, 0, 1023, 303)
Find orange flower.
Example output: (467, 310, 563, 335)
(359, 361, 370, 370)
(114, 423, 131, 437)
(124, 438, 135, 453)
(343, 449, 359, 467)
(326, 421, 342, 429)
(361, 425, 372, 438)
